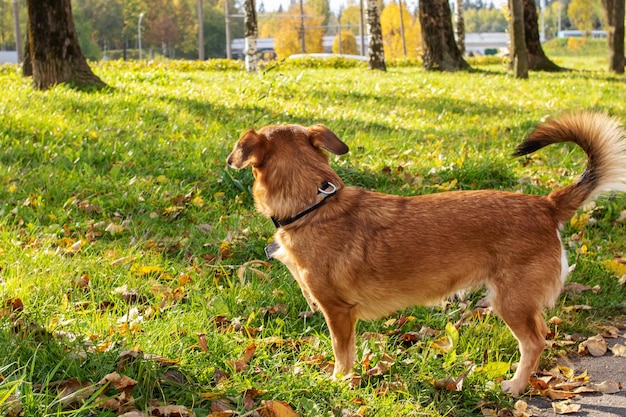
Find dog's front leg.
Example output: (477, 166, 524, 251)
(319, 302, 358, 377)
(282, 263, 319, 312)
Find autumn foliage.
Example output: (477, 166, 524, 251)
(274, 4, 325, 59)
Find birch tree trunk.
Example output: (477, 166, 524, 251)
(25, 0, 106, 90)
(419, 0, 469, 71)
(244, 0, 258, 72)
(455, 0, 465, 54)
(509, 0, 528, 78)
(365, 0, 386, 71)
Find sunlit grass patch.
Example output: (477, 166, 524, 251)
(0, 58, 624, 415)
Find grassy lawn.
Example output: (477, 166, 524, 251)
(0, 56, 625, 416)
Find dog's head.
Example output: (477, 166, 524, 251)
(227, 124, 349, 221)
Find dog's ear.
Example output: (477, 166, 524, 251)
(227, 129, 268, 169)
(307, 124, 349, 155)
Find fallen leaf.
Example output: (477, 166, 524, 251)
(603, 259, 626, 277)
(552, 401, 581, 414)
(105, 222, 125, 236)
(197, 333, 208, 352)
(134, 265, 164, 276)
(366, 352, 395, 377)
(237, 260, 271, 284)
(99, 372, 138, 393)
(597, 325, 621, 338)
(259, 400, 298, 417)
(589, 380, 622, 394)
(563, 304, 592, 312)
(147, 405, 197, 416)
(578, 335, 608, 357)
(475, 362, 510, 379)
(118, 411, 146, 417)
(611, 343, 626, 357)
(562, 282, 591, 294)
(570, 212, 590, 230)
(513, 400, 532, 417)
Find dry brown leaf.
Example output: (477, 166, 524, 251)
(563, 304, 592, 312)
(2, 395, 22, 417)
(259, 400, 298, 417)
(197, 333, 208, 353)
(118, 411, 146, 417)
(552, 401, 581, 414)
(211, 399, 236, 414)
(434, 368, 471, 392)
(366, 352, 395, 377)
(597, 325, 621, 338)
(578, 335, 608, 357)
(229, 344, 257, 373)
(99, 372, 138, 393)
(237, 260, 270, 284)
(146, 404, 197, 416)
(563, 282, 591, 294)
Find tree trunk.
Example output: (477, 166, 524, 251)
(603, 0, 625, 74)
(25, 0, 106, 90)
(365, 0, 386, 71)
(455, 0, 465, 54)
(243, 0, 258, 72)
(612, 0, 625, 73)
(523, 0, 561, 71)
(22, 30, 32, 77)
(419, 0, 469, 71)
(509, 0, 528, 78)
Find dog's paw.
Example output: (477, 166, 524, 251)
(501, 379, 526, 396)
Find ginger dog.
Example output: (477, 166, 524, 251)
(226, 112, 626, 395)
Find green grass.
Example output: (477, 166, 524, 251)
(0, 56, 624, 416)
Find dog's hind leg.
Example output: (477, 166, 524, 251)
(491, 287, 549, 396)
(319, 301, 358, 377)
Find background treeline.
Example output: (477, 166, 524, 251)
(0, 0, 609, 61)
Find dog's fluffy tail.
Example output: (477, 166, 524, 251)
(514, 111, 626, 223)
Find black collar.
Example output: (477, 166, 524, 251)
(271, 181, 338, 228)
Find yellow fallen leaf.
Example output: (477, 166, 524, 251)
(133, 265, 163, 276)
(603, 260, 626, 277)
(431, 335, 453, 353)
(570, 212, 590, 230)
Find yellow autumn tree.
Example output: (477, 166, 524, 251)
(259, 15, 281, 38)
(333, 31, 358, 55)
(568, 0, 601, 34)
(274, 4, 325, 59)
(341, 5, 362, 36)
(380, 2, 422, 60)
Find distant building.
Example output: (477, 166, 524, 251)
(231, 33, 509, 59)
(0, 51, 18, 63)
(464, 32, 508, 55)
(558, 30, 607, 38)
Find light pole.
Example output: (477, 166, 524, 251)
(138, 12, 145, 60)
